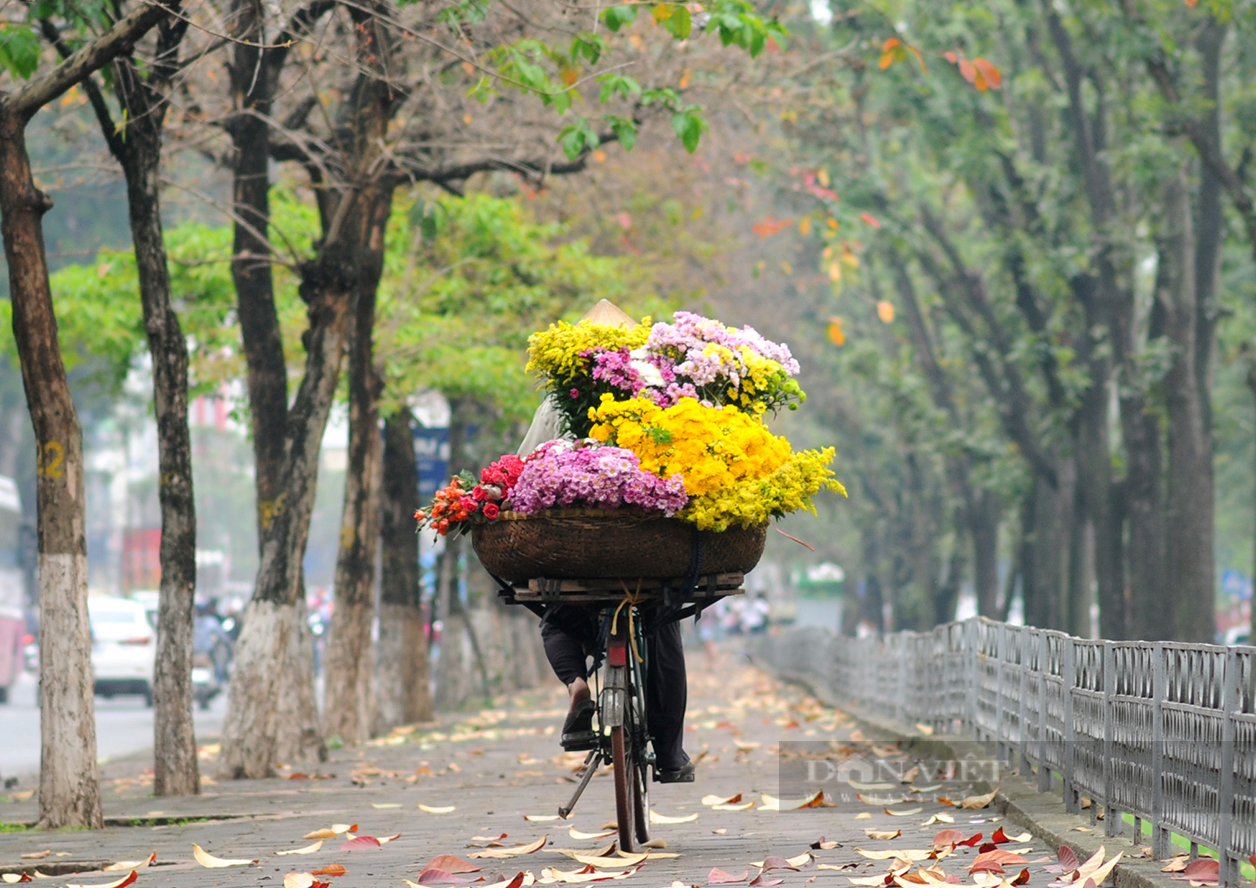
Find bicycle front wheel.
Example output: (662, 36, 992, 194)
(611, 724, 637, 852)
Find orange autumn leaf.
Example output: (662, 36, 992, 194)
(972, 58, 1002, 89)
(860, 212, 881, 229)
(752, 216, 794, 238)
(827, 317, 846, 346)
(877, 301, 895, 323)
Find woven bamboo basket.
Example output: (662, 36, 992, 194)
(471, 509, 768, 583)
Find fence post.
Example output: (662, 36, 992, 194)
(1062, 634, 1077, 813)
(1152, 643, 1169, 858)
(966, 619, 980, 737)
(895, 635, 907, 725)
(1018, 625, 1030, 775)
(1217, 647, 1238, 887)
(1103, 641, 1118, 837)
(995, 622, 1005, 760)
(1038, 631, 1052, 793)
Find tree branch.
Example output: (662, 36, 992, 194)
(5, 0, 174, 119)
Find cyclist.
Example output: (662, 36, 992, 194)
(519, 300, 694, 784)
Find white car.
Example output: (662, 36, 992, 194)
(89, 597, 156, 706)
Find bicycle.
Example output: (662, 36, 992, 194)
(497, 573, 743, 852)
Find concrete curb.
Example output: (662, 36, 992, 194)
(754, 658, 1188, 888)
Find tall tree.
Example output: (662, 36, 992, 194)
(55, 8, 202, 795)
(0, 0, 174, 827)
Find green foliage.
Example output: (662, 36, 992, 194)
(0, 24, 41, 80)
(376, 191, 659, 423)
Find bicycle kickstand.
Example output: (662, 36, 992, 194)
(558, 747, 603, 819)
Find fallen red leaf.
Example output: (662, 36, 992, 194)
(417, 870, 462, 884)
(933, 829, 964, 850)
(959, 833, 984, 848)
(749, 879, 783, 888)
(991, 828, 1011, 844)
(1012, 869, 1029, 886)
(340, 837, 381, 852)
(979, 843, 999, 854)
(709, 869, 749, 884)
(425, 856, 481, 875)
(1170, 860, 1219, 883)
(502, 874, 526, 888)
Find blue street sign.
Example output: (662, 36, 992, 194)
(414, 426, 450, 499)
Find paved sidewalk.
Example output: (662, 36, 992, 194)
(1, 646, 1065, 888)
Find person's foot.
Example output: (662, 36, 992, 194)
(654, 759, 695, 783)
(561, 698, 597, 751)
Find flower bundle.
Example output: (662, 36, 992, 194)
(588, 395, 843, 531)
(415, 454, 525, 537)
(527, 311, 805, 438)
(509, 440, 688, 516)
(419, 308, 842, 539)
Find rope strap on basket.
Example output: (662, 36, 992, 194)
(612, 579, 646, 664)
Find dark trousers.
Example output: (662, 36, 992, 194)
(540, 607, 688, 771)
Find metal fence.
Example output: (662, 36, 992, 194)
(751, 618, 1256, 886)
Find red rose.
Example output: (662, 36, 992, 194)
(482, 503, 500, 520)
(472, 486, 487, 501)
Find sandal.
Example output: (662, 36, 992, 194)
(561, 699, 597, 751)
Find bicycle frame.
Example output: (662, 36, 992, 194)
(557, 603, 653, 849)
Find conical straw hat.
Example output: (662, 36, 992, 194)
(580, 299, 636, 328)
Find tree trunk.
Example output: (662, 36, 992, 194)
(376, 409, 432, 731)
(1023, 460, 1073, 631)
(1159, 172, 1215, 643)
(228, 0, 289, 523)
(275, 589, 326, 763)
(1122, 291, 1167, 642)
(971, 491, 1000, 618)
(323, 193, 393, 744)
(115, 86, 199, 797)
(218, 276, 353, 778)
(0, 117, 101, 829)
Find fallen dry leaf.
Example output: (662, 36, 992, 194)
(960, 789, 998, 810)
(277, 842, 325, 857)
(856, 813, 873, 821)
(525, 815, 563, 822)
(65, 874, 138, 888)
(844, 876, 890, 886)
(886, 807, 924, 817)
(104, 853, 156, 872)
(709, 869, 748, 884)
(858, 849, 932, 862)
(0, 876, 32, 885)
(284, 873, 327, 888)
(421, 805, 457, 814)
(1161, 857, 1190, 874)
(192, 844, 256, 868)
(922, 815, 954, 827)
(702, 793, 742, 806)
(569, 829, 616, 840)
(713, 800, 756, 811)
(20, 852, 50, 861)
(848, 781, 897, 792)
(568, 852, 648, 868)
(313, 865, 346, 876)
(470, 837, 549, 860)
(865, 830, 901, 841)
(304, 825, 355, 840)
(339, 837, 381, 852)
(748, 878, 783, 888)
(648, 811, 698, 824)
